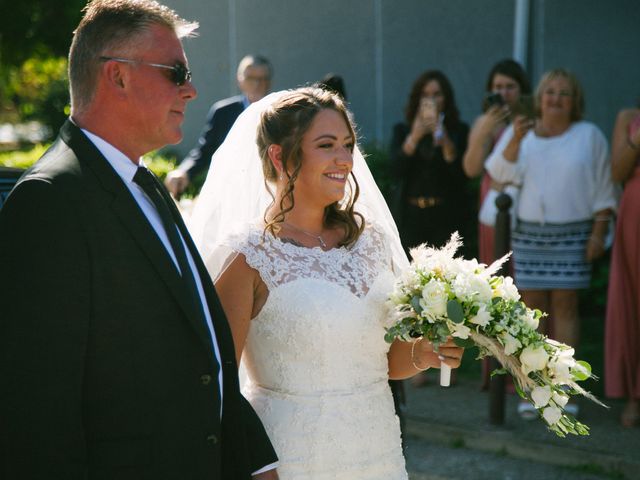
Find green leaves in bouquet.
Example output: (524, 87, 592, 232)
(572, 360, 592, 381)
(384, 316, 421, 343)
(446, 299, 464, 324)
(410, 295, 423, 315)
(453, 337, 475, 348)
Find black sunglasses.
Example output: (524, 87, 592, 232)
(99, 56, 192, 86)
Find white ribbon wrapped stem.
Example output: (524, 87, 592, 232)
(440, 362, 451, 387)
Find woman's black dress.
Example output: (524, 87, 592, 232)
(389, 121, 470, 252)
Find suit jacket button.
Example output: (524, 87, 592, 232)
(206, 434, 218, 445)
(200, 374, 212, 385)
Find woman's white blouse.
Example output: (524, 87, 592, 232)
(486, 121, 618, 224)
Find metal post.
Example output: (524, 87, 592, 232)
(489, 192, 513, 425)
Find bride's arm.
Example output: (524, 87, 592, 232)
(387, 338, 463, 380)
(214, 253, 266, 365)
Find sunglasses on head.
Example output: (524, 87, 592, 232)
(99, 56, 192, 86)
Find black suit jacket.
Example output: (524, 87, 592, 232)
(0, 120, 276, 479)
(178, 95, 245, 181)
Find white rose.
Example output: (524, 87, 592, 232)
(552, 392, 569, 408)
(500, 332, 522, 356)
(419, 280, 448, 319)
(450, 323, 471, 340)
(495, 276, 521, 301)
(470, 275, 493, 303)
(451, 272, 492, 304)
(531, 385, 552, 408)
(469, 304, 492, 328)
(451, 275, 471, 301)
(542, 405, 562, 425)
(520, 345, 549, 375)
(523, 310, 539, 331)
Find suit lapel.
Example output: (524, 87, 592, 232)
(60, 120, 214, 357)
(156, 180, 235, 361)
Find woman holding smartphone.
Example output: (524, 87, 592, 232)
(486, 68, 617, 418)
(389, 70, 469, 252)
(463, 59, 531, 265)
(389, 70, 468, 387)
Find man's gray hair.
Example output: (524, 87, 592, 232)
(69, 0, 198, 114)
(237, 54, 273, 79)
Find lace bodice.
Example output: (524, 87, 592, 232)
(222, 222, 407, 479)
(225, 221, 394, 298)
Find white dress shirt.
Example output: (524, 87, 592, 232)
(486, 121, 618, 224)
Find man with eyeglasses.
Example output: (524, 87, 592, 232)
(0, 1, 278, 479)
(164, 55, 272, 198)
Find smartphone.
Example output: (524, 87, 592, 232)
(434, 113, 445, 142)
(420, 98, 438, 120)
(513, 95, 535, 119)
(485, 92, 505, 108)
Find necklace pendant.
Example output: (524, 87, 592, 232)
(283, 221, 327, 249)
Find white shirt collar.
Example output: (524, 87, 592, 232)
(80, 128, 146, 183)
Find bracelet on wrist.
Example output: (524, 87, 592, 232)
(628, 136, 640, 151)
(411, 338, 430, 371)
(593, 215, 611, 222)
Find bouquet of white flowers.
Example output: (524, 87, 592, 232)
(385, 233, 606, 437)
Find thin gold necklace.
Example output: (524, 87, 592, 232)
(283, 222, 327, 249)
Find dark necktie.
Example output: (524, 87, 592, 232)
(133, 167, 203, 311)
(133, 167, 221, 418)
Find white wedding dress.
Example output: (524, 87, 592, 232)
(222, 221, 408, 479)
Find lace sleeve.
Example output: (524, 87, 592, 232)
(365, 221, 400, 276)
(213, 225, 279, 291)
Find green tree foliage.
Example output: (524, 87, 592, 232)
(0, 0, 85, 133)
(6, 57, 70, 136)
(0, 0, 86, 67)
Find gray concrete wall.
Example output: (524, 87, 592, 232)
(164, 0, 640, 157)
(530, 0, 640, 137)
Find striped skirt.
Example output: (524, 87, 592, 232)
(512, 220, 592, 290)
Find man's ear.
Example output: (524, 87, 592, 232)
(267, 144, 283, 173)
(103, 60, 127, 91)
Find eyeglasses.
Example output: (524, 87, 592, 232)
(242, 74, 270, 84)
(543, 88, 573, 98)
(99, 56, 192, 86)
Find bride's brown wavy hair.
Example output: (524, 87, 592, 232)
(257, 87, 364, 247)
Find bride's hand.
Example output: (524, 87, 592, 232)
(414, 337, 463, 369)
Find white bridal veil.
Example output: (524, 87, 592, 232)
(188, 90, 408, 280)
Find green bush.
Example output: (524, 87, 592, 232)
(0, 143, 179, 181)
(0, 144, 50, 169)
(3, 56, 70, 139)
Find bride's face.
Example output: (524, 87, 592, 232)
(294, 109, 354, 208)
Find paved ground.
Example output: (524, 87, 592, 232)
(401, 373, 640, 480)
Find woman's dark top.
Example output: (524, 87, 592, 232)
(389, 121, 470, 252)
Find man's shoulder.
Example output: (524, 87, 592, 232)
(211, 95, 245, 112)
(18, 129, 106, 199)
(23, 136, 81, 184)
